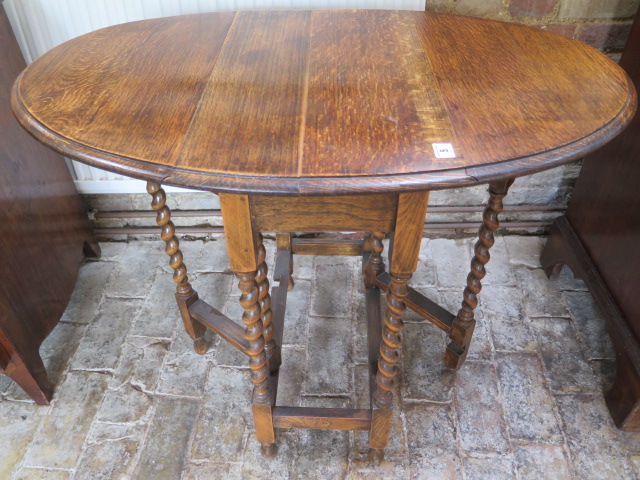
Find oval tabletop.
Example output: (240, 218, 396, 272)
(12, 10, 637, 195)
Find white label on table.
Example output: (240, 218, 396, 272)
(432, 143, 456, 159)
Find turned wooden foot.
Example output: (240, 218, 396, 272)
(260, 443, 277, 459)
(445, 179, 513, 370)
(147, 181, 208, 354)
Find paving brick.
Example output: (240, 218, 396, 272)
(277, 346, 306, 407)
(462, 453, 515, 480)
(111, 336, 170, 391)
(282, 279, 311, 347)
(104, 242, 162, 298)
(191, 272, 235, 313)
(193, 237, 233, 273)
(430, 238, 472, 289)
(504, 235, 545, 269)
(563, 290, 615, 361)
(311, 256, 356, 318)
(509, 0, 557, 16)
(61, 260, 113, 324)
(133, 396, 200, 479)
(555, 265, 588, 291)
(515, 267, 570, 318)
(183, 462, 240, 480)
(481, 236, 516, 287)
(97, 384, 153, 423)
(94, 241, 127, 261)
(156, 351, 210, 397)
(405, 403, 463, 480)
(454, 0, 503, 16)
(455, 362, 510, 453)
(129, 274, 182, 338)
(71, 298, 142, 371)
(466, 315, 493, 362)
(0, 402, 45, 479)
(304, 316, 351, 395)
(12, 468, 71, 480)
(513, 445, 571, 480)
(74, 422, 145, 480)
(533, 318, 600, 394)
(402, 323, 455, 403)
(412, 238, 438, 288)
(559, 0, 640, 19)
(352, 462, 410, 480)
(23, 371, 109, 469)
(496, 353, 563, 444)
(291, 253, 315, 280)
(290, 397, 349, 480)
(556, 393, 635, 478)
(192, 367, 250, 462)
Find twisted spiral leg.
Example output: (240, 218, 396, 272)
(256, 234, 281, 372)
(444, 179, 513, 369)
(373, 272, 411, 409)
(147, 181, 207, 354)
(237, 272, 272, 406)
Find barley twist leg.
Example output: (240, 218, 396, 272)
(147, 181, 207, 354)
(444, 179, 513, 369)
(256, 233, 281, 372)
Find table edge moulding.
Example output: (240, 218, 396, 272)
(10, 9, 637, 461)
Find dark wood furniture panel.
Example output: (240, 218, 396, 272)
(541, 13, 640, 429)
(0, 8, 99, 405)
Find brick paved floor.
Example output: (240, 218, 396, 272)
(2, 235, 640, 479)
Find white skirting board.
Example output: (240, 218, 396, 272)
(3, 0, 424, 194)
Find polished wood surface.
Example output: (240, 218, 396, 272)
(0, 8, 98, 404)
(12, 10, 635, 195)
(542, 12, 640, 430)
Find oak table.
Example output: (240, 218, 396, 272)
(11, 10, 636, 460)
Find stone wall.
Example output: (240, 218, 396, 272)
(427, 0, 637, 57)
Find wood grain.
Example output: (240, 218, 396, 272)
(12, 10, 635, 195)
(250, 194, 398, 233)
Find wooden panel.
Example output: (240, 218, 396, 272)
(250, 194, 398, 233)
(0, 8, 97, 404)
(20, 13, 235, 166)
(291, 238, 364, 256)
(177, 10, 310, 176)
(418, 13, 631, 167)
(302, 10, 461, 177)
(272, 407, 371, 430)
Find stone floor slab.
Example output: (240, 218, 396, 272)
(513, 445, 571, 480)
(132, 395, 200, 480)
(22, 371, 109, 469)
(454, 362, 510, 453)
(0, 402, 45, 479)
(496, 353, 563, 444)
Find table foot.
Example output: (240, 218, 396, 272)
(260, 443, 277, 459)
(147, 181, 208, 355)
(368, 448, 385, 465)
(445, 179, 513, 370)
